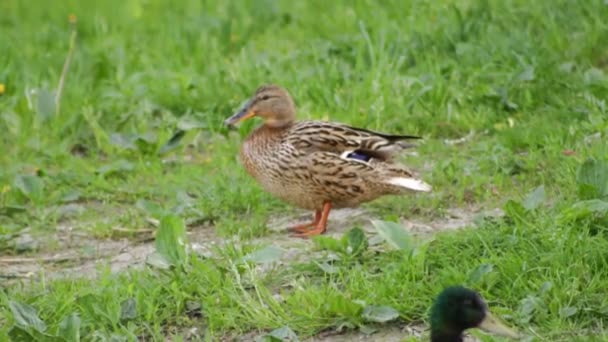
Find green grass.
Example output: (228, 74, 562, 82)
(1, 0, 608, 340)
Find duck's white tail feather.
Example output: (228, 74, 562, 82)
(385, 177, 432, 192)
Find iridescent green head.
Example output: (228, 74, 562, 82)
(430, 286, 520, 342)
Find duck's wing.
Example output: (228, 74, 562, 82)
(286, 120, 421, 160)
(294, 151, 432, 195)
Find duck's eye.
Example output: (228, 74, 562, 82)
(260, 95, 271, 101)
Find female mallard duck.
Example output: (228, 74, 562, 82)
(431, 286, 520, 341)
(224, 84, 432, 237)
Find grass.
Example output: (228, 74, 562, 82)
(1, 0, 608, 340)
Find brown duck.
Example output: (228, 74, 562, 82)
(224, 85, 432, 237)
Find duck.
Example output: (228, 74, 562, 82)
(224, 84, 432, 237)
(430, 286, 520, 341)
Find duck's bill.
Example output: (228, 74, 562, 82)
(224, 100, 255, 126)
(478, 311, 520, 339)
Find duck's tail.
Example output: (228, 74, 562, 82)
(384, 176, 432, 192)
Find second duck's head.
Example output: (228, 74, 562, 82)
(225, 84, 296, 128)
(430, 286, 520, 341)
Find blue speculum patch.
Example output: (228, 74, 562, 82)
(346, 151, 372, 162)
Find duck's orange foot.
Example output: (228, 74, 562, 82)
(287, 209, 322, 233)
(288, 223, 315, 233)
(292, 224, 327, 238)
(291, 202, 332, 239)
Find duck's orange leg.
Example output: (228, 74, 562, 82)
(294, 202, 332, 238)
(288, 210, 322, 233)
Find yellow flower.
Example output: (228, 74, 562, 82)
(1, 185, 10, 194)
(68, 14, 77, 24)
(0, 83, 5, 95)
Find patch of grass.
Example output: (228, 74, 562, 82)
(1, 0, 608, 340)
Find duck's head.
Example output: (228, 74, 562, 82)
(224, 84, 296, 128)
(430, 286, 520, 341)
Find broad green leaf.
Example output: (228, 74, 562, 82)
(159, 130, 186, 154)
(75, 294, 118, 326)
(61, 190, 82, 202)
(539, 281, 553, 296)
(155, 215, 188, 267)
(243, 245, 284, 264)
(343, 227, 368, 255)
(135, 199, 166, 218)
(358, 324, 378, 335)
(583, 67, 606, 86)
(145, 252, 172, 269)
(468, 263, 494, 284)
(371, 220, 411, 251)
(120, 298, 137, 321)
(577, 159, 608, 200)
(315, 261, 340, 274)
(177, 116, 207, 130)
(1, 111, 22, 135)
(58, 313, 81, 342)
(133, 132, 157, 154)
(559, 306, 578, 318)
(559, 199, 608, 223)
(262, 326, 299, 342)
(14, 174, 44, 200)
(522, 185, 546, 211)
(518, 296, 541, 324)
(96, 160, 135, 177)
(109, 133, 136, 150)
(8, 326, 35, 341)
(37, 88, 55, 121)
(362, 305, 400, 323)
(516, 66, 535, 82)
(9, 300, 47, 332)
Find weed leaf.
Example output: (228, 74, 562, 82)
(177, 116, 207, 130)
(96, 159, 134, 177)
(516, 66, 535, 82)
(362, 305, 400, 323)
(577, 159, 608, 200)
(14, 174, 44, 200)
(243, 245, 284, 264)
(135, 199, 166, 219)
(518, 296, 541, 324)
(159, 130, 186, 154)
(371, 220, 411, 251)
(109, 133, 136, 150)
(315, 261, 340, 274)
(261, 326, 299, 342)
(9, 300, 47, 332)
(146, 252, 172, 270)
(343, 227, 368, 255)
(522, 185, 546, 211)
(468, 263, 494, 284)
(36, 88, 55, 121)
(559, 199, 608, 223)
(58, 313, 81, 342)
(120, 298, 137, 321)
(559, 306, 578, 318)
(155, 215, 188, 267)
